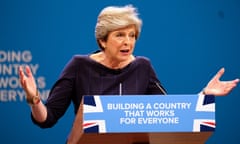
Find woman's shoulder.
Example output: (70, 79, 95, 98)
(70, 54, 92, 63)
(72, 54, 89, 59)
(134, 56, 151, 65)
(62, 54, 92, 70)
(71, 50, 101, 62)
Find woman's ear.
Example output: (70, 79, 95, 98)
(99, 39, 106, 49)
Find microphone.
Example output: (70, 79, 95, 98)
(155, 82, 167, 95)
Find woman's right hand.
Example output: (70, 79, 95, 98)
(19, 65, 38, 98)
(19, 65, 47, 122)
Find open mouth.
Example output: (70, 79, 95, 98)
(120, 49, 130, 53)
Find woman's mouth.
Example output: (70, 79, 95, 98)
(120, 49, 130, 53)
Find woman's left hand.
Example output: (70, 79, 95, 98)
(203, 68, 239, 96)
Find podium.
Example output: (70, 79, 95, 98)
(67, 95, 215, 144)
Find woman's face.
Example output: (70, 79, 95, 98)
(100, 25, 137, 62)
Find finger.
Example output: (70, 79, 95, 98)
(18, 66, 25, 86)
(230, 81, 238, 87)
(234, 78, 240, 83)
(224, 81, 238, 91)
(18, 66, 24, 78)
(25, 65, 33, 78)
(21, 79, 27, 89)
(232, 79, 239, 86)
(225, 87, 235, 95)
(212, 67, 225, 81)
(225, 79, 240, 86)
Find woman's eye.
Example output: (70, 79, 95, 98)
(116, 33, 124, 37)
(130, 33, 135, 38)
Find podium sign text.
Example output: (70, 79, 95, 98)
(83, 95, 215, 133)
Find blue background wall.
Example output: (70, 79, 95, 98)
(0, 0, 239, 143)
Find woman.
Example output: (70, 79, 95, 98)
(18, 4, 239, 140)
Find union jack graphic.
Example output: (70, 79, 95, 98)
(83, 96, 106, 133)
(193, 94, 215, 131)
(83, 120, 106, 133)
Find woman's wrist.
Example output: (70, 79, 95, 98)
(26, 90, 41, 106)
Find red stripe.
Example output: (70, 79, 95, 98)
(83, 122, 96, 127)
(203, 121, 215, 126)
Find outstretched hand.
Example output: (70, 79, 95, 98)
(19, 65, 37, 98)
(204, 68, 239, 96)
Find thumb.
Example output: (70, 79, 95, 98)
(212, 67, 225, 81)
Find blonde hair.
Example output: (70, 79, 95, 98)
(95, 5, 142, 49)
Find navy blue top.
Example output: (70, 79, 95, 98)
(33, 54, 166, 128)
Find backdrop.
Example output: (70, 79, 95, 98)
(0, 0, 239, 143)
